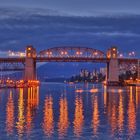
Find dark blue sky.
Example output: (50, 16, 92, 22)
(0, 0, 140, 55)
(1, 0, 140, 16)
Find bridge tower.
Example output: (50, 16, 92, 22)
(107, 46, 119, 84)
(24, 45, 36, 81)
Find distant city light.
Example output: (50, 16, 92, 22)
(8, 51, 25, 57)
(61, 51, 67, 55)
(46, 51, 52, 55)
(113, 48, 116, 51)
(118, 51, 136, 58)
(94, 52, 98, 55)
(119, 54, 123, 57)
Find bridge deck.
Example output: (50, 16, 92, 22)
(36, 57, 110, 63)
(0, 58, 25, 63)
(0, 57, 138, 63)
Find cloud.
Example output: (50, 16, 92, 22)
(48, 32, 140, 38)
(1, 0, 140, 16)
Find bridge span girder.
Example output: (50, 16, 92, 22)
(0, 45, 139, 83)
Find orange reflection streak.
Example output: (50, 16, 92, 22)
(27, 87, 39, 109)
(107, 93, 117, 136)
(42, 96, 54, 137)
(136, 86, 138, 108)
(26, 88, 32, 134)
(127, 86, 136, 138)
(73, 95, 84, 137)
(26, 105, 32, 135)
(6, 90, 14, 135)
(58, 97, 69, 138)
(90, 88, 98, 93)
(110, 102, 117, 135)
(104, 86, 107, 107)
(117, 93, 124, 134)
(92, 96, 99, 135)
(16, 88, 25, 137)
(26, 87, 39, 134)
(75, 89, 83, 93)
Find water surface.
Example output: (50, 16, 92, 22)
(0, 83, 140, 139)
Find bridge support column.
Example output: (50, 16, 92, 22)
(24, 58, 36, 81)
(108, 59, 119, 83)
(24, 45, 37, 81)
(106, 46, 119, 85)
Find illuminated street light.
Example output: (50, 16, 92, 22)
(94, 52, 98, 55)
(28, 47, 31, 51)
(119, 54, 123, 57)
(76, 52, 81, 55)
(61, 51, 64, 55)
(129, 52, 132, 57)
(61, 51, 67, 55)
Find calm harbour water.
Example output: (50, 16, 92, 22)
(0, 83, 140, 140)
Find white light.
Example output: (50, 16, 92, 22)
(119, 54, 123, 57)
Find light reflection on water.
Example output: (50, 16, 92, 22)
(42, 95, 54, 137)
(0, 84, 140, 139)
(92, 96, 99, 136)
(6, 91, 14, 135)
(73, 94, 84, 137)
(58, 96, 69, 138)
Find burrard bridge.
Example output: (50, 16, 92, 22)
(0, 45, 139, 83)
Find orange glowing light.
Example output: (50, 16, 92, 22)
(75, 89, 83, 93)
(103, 86, 107, 107)
(28, 47, 31, 51)
(61, 51, 64, 55)
(76, 52, 79, 55)
(90, 88, 98, 93)
(113, 48, 116, 51)
(94, 52, 98, 55)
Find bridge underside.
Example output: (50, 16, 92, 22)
(36, 57, 109, 63)
(0, 57, 139, 83)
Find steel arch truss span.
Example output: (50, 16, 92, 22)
(38, 47, 106, 59)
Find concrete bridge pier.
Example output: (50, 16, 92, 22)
(108, 59, 119, 83)
(107, 47, 119, 84)
(24, 46, 37, 81)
